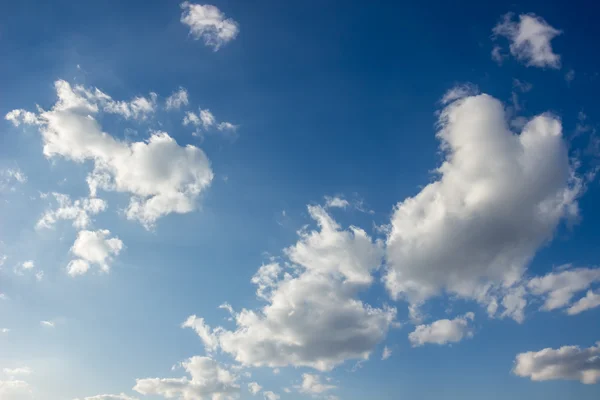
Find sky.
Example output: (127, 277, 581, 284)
(1, 0, 600, 399)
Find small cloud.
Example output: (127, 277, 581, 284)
(165, 87, 189, 110)
(565, 69, 576, 84)
(492, 13, 562, 69)
(35, 271, 44, 282)
(324, 196, 350, 209)
(40, 320, 55, 328)
(3, 367, 32, 377)
(382, 346, 392, 360)
(180, 2, 239, 50)
(1, 328, 10, 333)
(440, 83, 479, 105)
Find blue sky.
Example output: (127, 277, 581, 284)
(1, 1, 600, 399)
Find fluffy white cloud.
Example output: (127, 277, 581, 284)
(513, 342, 600, 384)
(165, 88, 189, 110)
(37, 193, 107, 230)
(408, 312, 475, 347)
(385, 92, 580, 321)
(297, 374, 336, 394)
(40, 320, 55, 327)
(263, 391, 279, 400)
(184, 205, 396, 371)
(381, 346, 392, 360)
(134, 356, 239, 399)
(14, 260, 35, 276)
(5, 109, 37, 126)
(2, 367, 32, 377)
(74, 394, 138, 400)
(567, 290, 600, 315)
(7, 80, 214, 229)
(493, 13, 562, 69)
(528, 267, 600, 311)
(180, 2, 239, 50)
(248, 382, 262, 395)
(67, 229, 123, 276)
(0, 379, 31, 399)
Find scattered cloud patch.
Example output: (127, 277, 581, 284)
(67, 229, 123, 276)
(184, 108, 238, 138)
(527, 266, 600, 311)
(36, 193, 107, 230)
(0, 379, 31, 398)
(297, 374, 336, 395)
(381, 346, 392, 360)
(134, 356, 239, 399)
(513, 342, 600, 384)
(40, 320, 55, 328)
(409, 312, 475, 347)
(3, 367, 32, 377)
(0, 168, 27, 191)
(493, 13, 562, 69)
(165, 88, 189, 110)
(263, 391, 279, 400)
(324, 196, 349, 209)
(567, 290, 600, 315)
(248, 382, 262, 395)
(180, 2, 239, 50)
(7, 80, 214, 229)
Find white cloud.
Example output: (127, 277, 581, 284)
(74, 394, 138, 400)
(165, 88, 189, 110)
(14, 261, 36, 276)
(567, 290, 600, 315)
(248, 382, 262, 395)
(67, 229, 123, 276)
(0, 379, 31, 399)
(440, 83, 479, 105)
(381, 346, 392, 360)
(1, 328, 10, 333)
(134, 356, 239, 399)
(180, 2, 239, 50)
(181, 316, 219, 353)
(36, 193, 107, 230)
(35, 271, 44, 282)
(0, 168, 27, 191)
(5, 109, 38, 126)
(3, 367, 32, 377)
(493, 13, 562, 69)
(408, 312, 475, 347)
(297, 374, 336, 394)
(324, 196, 350, 209)
(527, 267, 600, 311)
(513, 342, 600, 384)
(491, 45, 507, 65)
(7, 80, 214, 229)
(263, 391, 279, 400)
(384, 91, 580, 321)
(183, 108, 237, 138)
(184, 206, 396, 371)
(40, 320, 55, 328)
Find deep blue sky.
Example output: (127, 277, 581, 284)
(1, 1, 599, 399)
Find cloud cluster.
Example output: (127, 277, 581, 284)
(165, 88, 189, 110)
(183, 108, 237, 138)
(297, 374, 336, 394)
(528, 267, 600, 313)
(513, 342, 600, 384)
(180, 2, 239, 50)
(409, 312, 475, 347)
(0, 379, 31, 399)
(184, 205, 396, 371)
(385, 92, 580, 322)
(134, 356, 239, 400)
(37, 193, 107, 230)
(493, 13, 562, 68)
(7, 80, 214, 229)
(67, 229, 123, 276)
